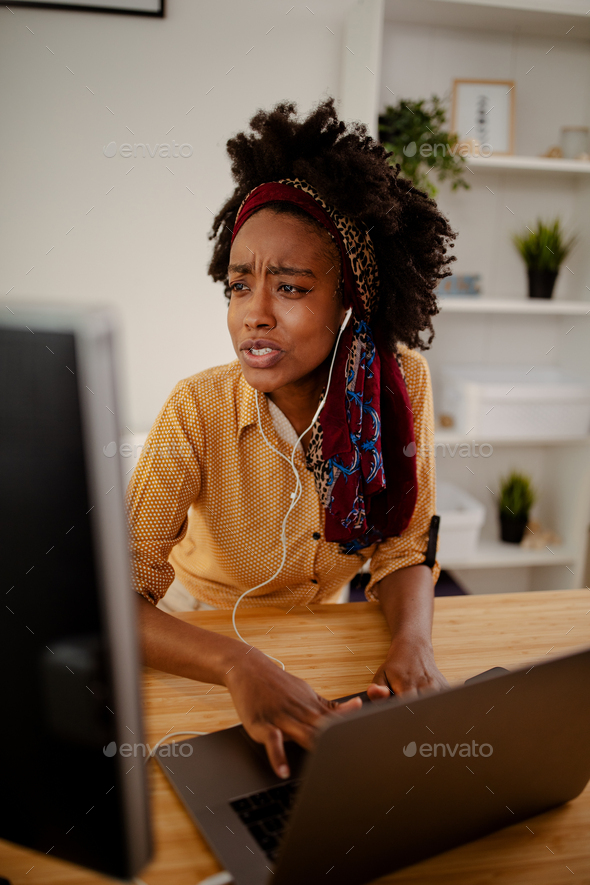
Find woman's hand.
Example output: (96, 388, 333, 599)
(367, 565, 448, 702)
(366, 635, 449, 702)
(225, 648, 362, 779)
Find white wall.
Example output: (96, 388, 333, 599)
(0, 0, 359, 431)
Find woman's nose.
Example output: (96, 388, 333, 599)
(243, 280, 276, 329)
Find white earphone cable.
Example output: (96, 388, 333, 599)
(230, 308, 353, 667)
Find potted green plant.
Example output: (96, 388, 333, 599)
(378, 96, 470, 198)
(512, 218, 577, 299)
(498, 471, 536, 544)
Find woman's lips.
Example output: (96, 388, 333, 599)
(241, 348, 285, 369)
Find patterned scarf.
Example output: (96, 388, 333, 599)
(230, 178, 418, 554)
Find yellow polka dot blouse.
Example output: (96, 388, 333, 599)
(125, 345, 439, 609)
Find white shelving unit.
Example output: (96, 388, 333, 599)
(439, 298, 590, 315)
(382, 0, 590, 41)
(435, 429, 590, 447)
(342, 0, 590, 594)
(438, 539, 576, 571)
(466, 155, 590, 174)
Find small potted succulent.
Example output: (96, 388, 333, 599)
(498, 471, 536, 544)
(512, 218, 577, 299)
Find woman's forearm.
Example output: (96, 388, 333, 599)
(135, 593, 250, 686)
(365, 564, 447, 696)
(375, 564, 435, 647)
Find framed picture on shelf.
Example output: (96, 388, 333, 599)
(451, 79, 515, 156)
(9, 0, 163, 15)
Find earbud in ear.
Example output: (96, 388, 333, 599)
(340, 307, 353, 332)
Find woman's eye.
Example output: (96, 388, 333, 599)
(279, 284, 302, 294)
(229, 281, 306, 295)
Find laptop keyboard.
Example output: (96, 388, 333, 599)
(230, 781, 300, 861)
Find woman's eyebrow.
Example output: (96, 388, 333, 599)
(228, 262, 317, 278)
(267, 264, 317, 278)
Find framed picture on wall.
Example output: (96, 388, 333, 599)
(10, 0, 163, 15)
(451, 79, 515, 156)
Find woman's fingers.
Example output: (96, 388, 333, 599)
(371, 661, 437, 698)
(368, 666, 395, 699)
(333, 696, 363, 714)
(366, 682, 391, 701)
(262, 694, 364, 768)
(274, 694, 354, 747)
(235, 670, 372, 778)
(273, 714, 317, 752)
(260, 725, 290, 779)
(258, 704, 331, 773)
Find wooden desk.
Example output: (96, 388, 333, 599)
(2, 590, 590, 884)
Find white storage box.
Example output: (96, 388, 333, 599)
(441, 365, 590, 439)
(437, 482, 486, 562)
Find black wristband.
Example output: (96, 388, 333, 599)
(424, 514, 440, 569)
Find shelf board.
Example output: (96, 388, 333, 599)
(434, 430, 590, 447)
(439, 540, 575, 570)
(438, 298, 590, 315)
(384, 0, 590, 40)
(466, 155, 590, 174)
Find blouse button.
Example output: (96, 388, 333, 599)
(312, 532, 321, 540)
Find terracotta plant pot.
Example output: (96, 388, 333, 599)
(527, 268, 558, 299)
(500, 512, 528, 544)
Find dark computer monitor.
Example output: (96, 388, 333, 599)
(0, 304, 152, 880)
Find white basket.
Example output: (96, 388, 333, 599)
(437, 482, 486, 562)
(441, 365, 590, 439)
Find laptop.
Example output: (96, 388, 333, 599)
(155, 647, 590, 885)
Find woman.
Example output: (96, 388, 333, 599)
(127, 99, 457, 780)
